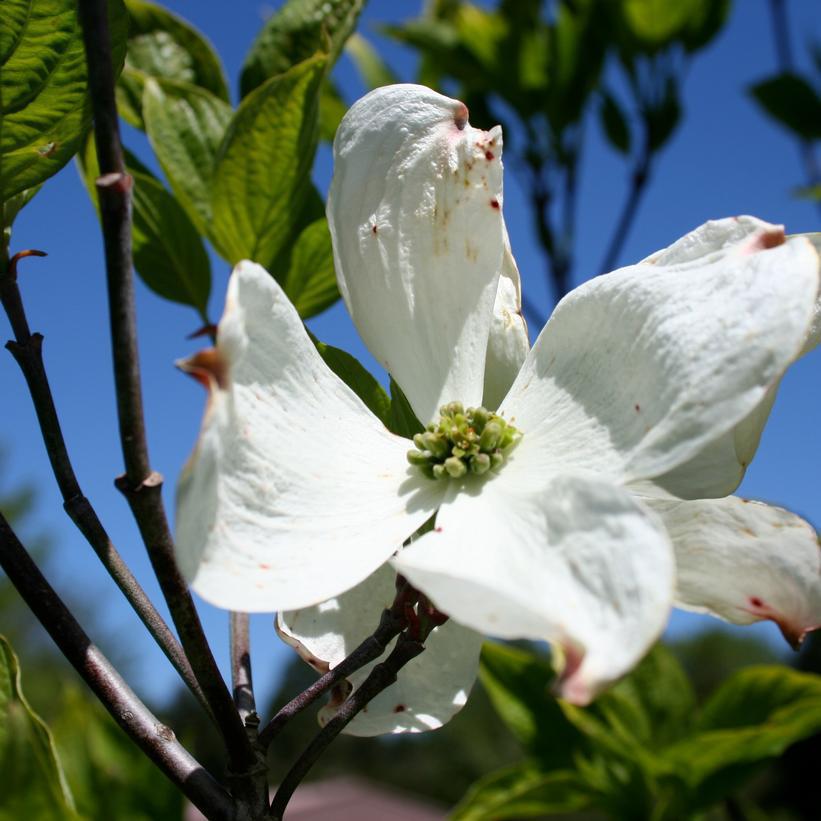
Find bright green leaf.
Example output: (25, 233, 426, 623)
(283, 218, 340, 318)
(453, 765, 593, 821)
(312, 335, 390, 425)
(663, 666, 821, 810)
(209, 55, 326, 270)
(387, 378, 424, 439)
(142, 77, 232, 235)
(240, 0, 364, 99)
(0, 0, 128, 202)
(1, 185, 42, 257)
(679, 0, 731, 53)
(345, 32, 400, 90)
(620, 0, 696, 51)
(118, 0, 229, 128)
(79, 136, 210, 315)
(0, 635, 77, 820)
(479, 642, 580, 767)
(600, 91, 631, 154)
(750, 72, 821, 141)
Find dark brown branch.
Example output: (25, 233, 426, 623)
(0, 513, 235, 821)
(258, 604, 408, 749)
(229, 612, 256, 727)
(0, 262, 210, 718)
(76, 0, 253, 772)
(269, 633, 426, 820)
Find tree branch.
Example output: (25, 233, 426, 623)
(0, 513, 235, 821)
(230, 612, 256, 727)
(597, 131, 652, 276)
(269, 632, 426, 820)
(258, 604, 408, 749)
(76, 0, 253, 772)
(0, 259, 211, 719)
(767, 0, 821, 216)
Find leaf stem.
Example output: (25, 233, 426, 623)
(230, 612, 257, 728)
(0, 258, 211, 719)
(76, 0, 253, 773)
(0, 512, 235, 821)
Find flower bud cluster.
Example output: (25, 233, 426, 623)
(407, 402, 522, 479)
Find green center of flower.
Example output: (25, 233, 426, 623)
(407, 402, 522, 480)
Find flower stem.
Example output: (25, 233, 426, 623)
(76, 0, 253, 773)
(0, 512, 234, 821)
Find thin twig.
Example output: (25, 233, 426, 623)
(0, 513, 235, 821)
(0, 259, 212, 719)
(258, 604, 408, 748)
(76, 0, 253, 772)
(597, 129, 652, 276)
(230, 612, 256, 727)
(269, 633, 426, 820)
(767, 0, 821, 215)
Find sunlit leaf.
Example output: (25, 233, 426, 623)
(142, 77, 232, 235)
(240, 0, 365, 99)
(118, 0, 229, 128)
(0, 0, 127, 202)
(209, 55, 326, 270)
(387, 378, 424, 439)
(319, 79, 348, 142)
(79, 136, 210, 315)
(283, 218, 339, 318)
(345, 32, 399, 90)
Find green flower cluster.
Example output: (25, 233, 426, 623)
(407, 402, 522, 480)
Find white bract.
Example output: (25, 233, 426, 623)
(176, 84, 821, 736)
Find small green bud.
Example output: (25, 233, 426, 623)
(471, 453, 491, 474)
(444, 456, 467, 478)
(407, 402, 522, 481)
(479, 422, 501, 450)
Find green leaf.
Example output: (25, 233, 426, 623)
(750, 72, 821, 141)
(319, 79, 348, 142)
(118, 0, 229, 128)
(479, 642, 580, 767)
(0, 635, 77, 819)
(600, 91, 631, 154)
(240, 0, 365, 99)
(142, 77, 232, 235)
(79, 136, 210, 314)
(679, 0, 731, 53)
(663, 666, 821, 810)
(795, 183, 821, 201)
(283, 218, 340, 318)
(619, 0, 697, 51)
(453, 765, 594, 821)
(1, 185, 42, 255)
(645, 76, 681, 150)
(0, 0, 128, 202)
(209, 54, 326, 270)
(345, 32, 400, 90)
(51, 687, 183, 821)
(387, 378, 424, 439)
(311, 335, 390, 425)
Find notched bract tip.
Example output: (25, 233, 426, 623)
(176, 348, 228, 391)
(454, 102, 469, 130)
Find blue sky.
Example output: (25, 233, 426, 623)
(2, 0, 819, 713)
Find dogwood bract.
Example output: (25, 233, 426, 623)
(176, 85, 821, 735)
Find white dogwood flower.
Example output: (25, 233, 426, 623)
(176, 85, 821, 735)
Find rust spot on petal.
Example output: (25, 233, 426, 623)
(393, 704, 406, 713)
(177, 348, 228, 391)
(490, 199, 500, 209)
(485, 150, 495, 161)
(372, 223, 378, 234)
(741, 226, 786, 254)
(634, 403, 641, 412)
(454, 102, 469, 130)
